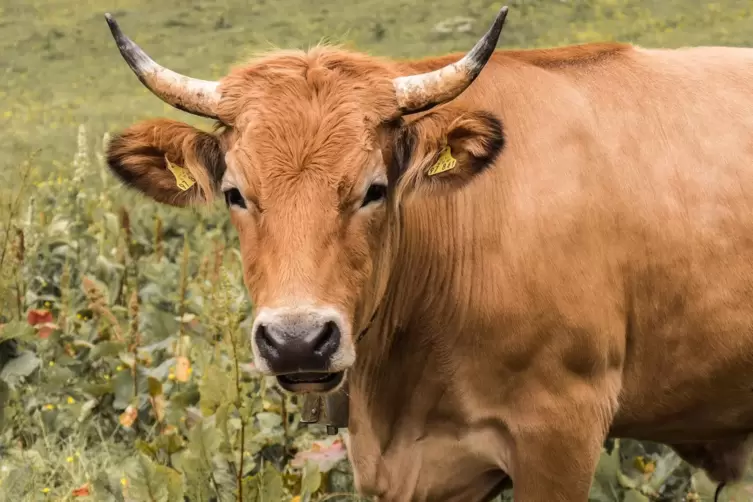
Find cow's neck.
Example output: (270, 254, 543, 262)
(340, 195, 509, 500)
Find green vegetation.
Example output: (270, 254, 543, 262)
(1, 0, 752, 500)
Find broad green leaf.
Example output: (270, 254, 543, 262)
(256, 411, 283, 433)
(589, 444, 622, 502)
(41, 364, 74, 392)
(124, 453, 183, 502)
(198, 362, 234, 416)
(301, 460, 322, 496)
(260, 463, 285, 501)
(0, 321, 35, 343)
(147, 376, 163, 397)
(89, 340, 127, 360)
(623, 490, 651, 502)
(0, 350, 41, 384)
(112, 369, 135, 410)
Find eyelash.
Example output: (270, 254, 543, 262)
(223, 188, 247, 209)
(361, 183, 387, 207)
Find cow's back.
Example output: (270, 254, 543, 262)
(395, 44, 753, 441)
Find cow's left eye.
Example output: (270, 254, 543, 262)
(224, 188, 247, 209)
(361, 183, 387, 207)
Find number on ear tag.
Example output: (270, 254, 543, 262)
(165, 156, 196, 191)
(427, 145, 457, 176)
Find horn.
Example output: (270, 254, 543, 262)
(393, 6, 509, 115)
(104, 13, 221, 119)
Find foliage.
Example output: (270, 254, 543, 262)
(1, 0, 753, 501)
(0, 126, 358, 500)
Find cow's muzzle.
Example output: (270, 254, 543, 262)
(251, 306, 353, 393)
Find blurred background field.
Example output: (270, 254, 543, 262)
(1, 0, 753, 500)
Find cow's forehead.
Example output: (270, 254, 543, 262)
(221, 112, 383, 207)
(217, 47, 399, 137)
(218, 51, 394, 195)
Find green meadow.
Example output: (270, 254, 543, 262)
(1, 0, 752, 500)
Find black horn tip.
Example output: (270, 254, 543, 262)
(104, 12, 125, 42)
(484, 6, 509, 49)
(465, 5, 509, 72)
(104, 12, 116, 30)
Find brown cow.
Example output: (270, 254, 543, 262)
(103, 7, 753, 501)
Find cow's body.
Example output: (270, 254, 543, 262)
(347, 44, 753, 501)
(102, 9, 753, 501)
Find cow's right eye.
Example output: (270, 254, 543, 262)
(223, 188, 247, 209)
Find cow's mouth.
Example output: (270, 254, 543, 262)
(276, 371, 345, 393)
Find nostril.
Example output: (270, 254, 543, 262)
(255, 324, 279, 358)
(312, 320, 340, 356)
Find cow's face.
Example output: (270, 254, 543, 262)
(103, 9, 507, 394)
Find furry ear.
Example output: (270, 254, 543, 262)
(106, 118, 226, 207)
(391, 110, 505, 199)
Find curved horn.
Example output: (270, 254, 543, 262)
(104, 13, 221, 119)
(393, 6, 509, 115)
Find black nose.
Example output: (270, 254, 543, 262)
(255, 319, 341, 374)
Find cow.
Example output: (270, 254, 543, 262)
(102, 7, 753, 501)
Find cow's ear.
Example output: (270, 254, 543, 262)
(106, 118, 226, 207)
(391, 110, 504, 200)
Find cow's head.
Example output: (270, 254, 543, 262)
(104, 8, 507, 394)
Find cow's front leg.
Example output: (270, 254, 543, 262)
(508, 392, 616, 502)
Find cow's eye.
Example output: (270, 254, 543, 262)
(223, 188, 247, 209)
(361, 183, 387, 207)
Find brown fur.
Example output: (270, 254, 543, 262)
(107, 39, 753, 502)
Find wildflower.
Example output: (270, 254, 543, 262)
(116, 365, 124, 371)
(66, 456, 74, 463)
(67, 396, 76, 404)
(44, 404, 55, 410)
(49, 361, 55, 367)
(41, 487, 50, 494)
(119, 405, 137, 428)
(72, 483, 90, 496)
(175, 356, 191, 382)
(120, 478, 128, 486)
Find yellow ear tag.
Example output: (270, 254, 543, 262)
(165, 157, 196, 191)
(427, 145, 457, 176)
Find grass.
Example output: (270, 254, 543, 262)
(1, 0, 753, 500)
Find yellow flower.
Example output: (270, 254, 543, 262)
(116, 365, 124, 371)
(66, 456, 74, 463)
(67, 396, 76, 404)
(120, 478, 128, 486)
(44, 404, 55, 410)
(48, 361, 55, 367)
(41, 487, 50, 494)
(168, 372, 176, 381)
